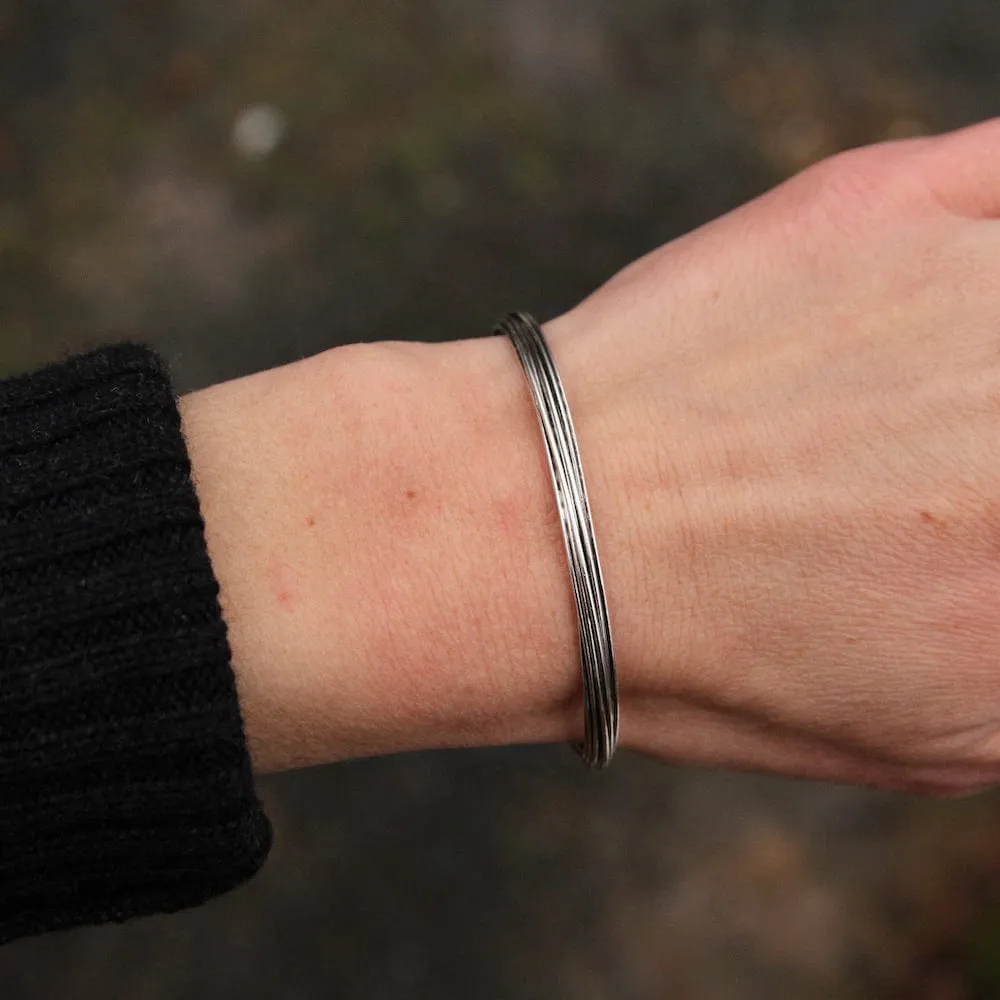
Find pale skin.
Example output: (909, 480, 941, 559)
(182, 118, 1000, 796)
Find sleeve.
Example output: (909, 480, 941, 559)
(0, 344, 272, 945)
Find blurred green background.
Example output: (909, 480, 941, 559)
(3, 2, 1000, 998)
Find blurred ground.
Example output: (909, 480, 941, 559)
(3, 2, 1000, 998)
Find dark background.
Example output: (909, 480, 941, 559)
(3, 2, 1000, 997)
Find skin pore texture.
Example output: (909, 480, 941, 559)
(182, 118, 1000, 796)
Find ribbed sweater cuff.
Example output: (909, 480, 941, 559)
(0, 344, 272, 944)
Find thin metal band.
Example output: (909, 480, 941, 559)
(497, 312, 619, 768)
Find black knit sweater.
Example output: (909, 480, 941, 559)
(0, 344, 272, 945)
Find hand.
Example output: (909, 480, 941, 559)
(183, 118, 1000, 796)
(545, 118, 1000, 794)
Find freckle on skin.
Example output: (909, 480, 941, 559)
(306, 515, 316, 527)
(920, 510, 947, 531)
(269, 552, 296, 610)
(404, 489, 418, 501)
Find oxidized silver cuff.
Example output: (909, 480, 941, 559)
(497, 312, 619, 768)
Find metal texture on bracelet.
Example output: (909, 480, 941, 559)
(497, 312, 619, 768)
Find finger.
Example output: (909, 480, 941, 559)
(920, 117, 1000, 220)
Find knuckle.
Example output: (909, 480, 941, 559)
(789, 138, 933, 225)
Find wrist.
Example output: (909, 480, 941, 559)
(181, 335, 583, 771)
(544, 304, 726, 752)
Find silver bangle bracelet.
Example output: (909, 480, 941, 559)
(497, 312, 619, 768)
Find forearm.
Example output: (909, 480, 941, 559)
(180, 335, 587, 772)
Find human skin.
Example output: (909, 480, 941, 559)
(182, 118, 1000, 795)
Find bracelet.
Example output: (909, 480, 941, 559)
(497, 313, 619, 768)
